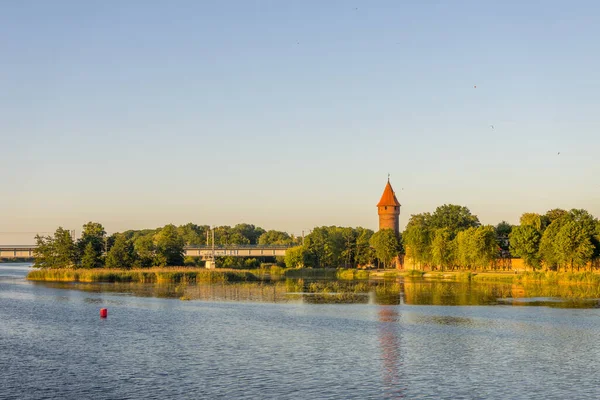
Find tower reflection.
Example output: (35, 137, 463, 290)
(378, 306, 406, 399)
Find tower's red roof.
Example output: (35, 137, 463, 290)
(377, 181, 401, 207)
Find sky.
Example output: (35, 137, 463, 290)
(1, 1, 599, 244)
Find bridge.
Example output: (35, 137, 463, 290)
(0, 245, 36, 259)
(184, 245, 290, 259)
(0, 244, 291, 260)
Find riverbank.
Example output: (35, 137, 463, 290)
(27, 267, 600, 287)
(26, 268, 264, 284)
(420, 270, 600, 285)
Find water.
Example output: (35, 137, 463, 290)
(2, 264, 600, 399)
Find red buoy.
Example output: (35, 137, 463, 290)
(100, 308, 108, 318)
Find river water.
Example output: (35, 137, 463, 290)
(2, 263, 600, 399)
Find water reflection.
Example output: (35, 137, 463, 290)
(29, 278, 600, 308)
(498, 297, 600, 309)
(378, 307, 405, 398)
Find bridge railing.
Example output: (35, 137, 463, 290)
(184, 244, 293, 250)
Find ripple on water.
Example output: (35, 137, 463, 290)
(2, 265, 600, 399)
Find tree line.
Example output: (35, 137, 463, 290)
(33, 223, 300, 269)
(403, 205, 600, 272)
(510, 209, 600, 271)
(284, 226, 401, 269)
(32, 204, 600, 271)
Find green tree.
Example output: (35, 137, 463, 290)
(177, 223, 208, 245)
(355, 228, 375, 267)
(214, 226, 251, 245)
(303, 227, 329, 267)
(153, 224, 185, 266)
(80, 242, 101, 269)
(495, 221, 513, 237)
(339, 227, 357, 268)
(431, 228, 455, 271)
(429, 204, 480, 237)
(32, 234, 56, 269)
(539, 218, 565, 270)
(77, 222, 106, 268)
(33, 227, 77, 269)
(106, 234, 136, 269)
(258, 230, 293, 245)
(134, 235, 155, 268)
(545, 208, 567, 224)
(455, 228, 475, 269)
(369, 229, 401, 268)
(539, 209, 599, 271)
(403, 214, 432, 269)
(509, 225, 542, 270)
(471, 226, 499, 269)
(520, 213, 548, 232)
(556, 220, 594, 272)
(55, 227, 78, 268)
(284, 246, 306, 268)
(302, 226, 352, 268)
(495, 221, 513, 251)
(232, 224, 265, 244)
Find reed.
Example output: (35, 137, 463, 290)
(404, 270, 426, 278)
(27, 268, 262, 284)
(283, 268, 338, 279)
(471, 272, 516, 283)
(516, 271, 600, 285)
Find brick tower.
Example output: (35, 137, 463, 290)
(377, 178, 401, 235)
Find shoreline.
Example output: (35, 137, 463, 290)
(25, 267, 600, 287)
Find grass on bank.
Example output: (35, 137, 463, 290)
(420, 270, 600, 285)
(27, 266, 600, 288)
(27, 268, 262, 284)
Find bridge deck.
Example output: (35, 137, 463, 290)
(0, 245, 291, 259)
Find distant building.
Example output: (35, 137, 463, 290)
(377, 179, 401, 236)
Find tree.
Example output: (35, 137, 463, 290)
(213, 226, 251, 245)
(303, 227, 329, 267)
(520, 213, 548, 232)
(177, 223, 208, 245)
(33, 234, 56, 269)
(495, 221, 513, 237)
(455, 228, 476, 269)
(355, 228, 375, 267)
(106, 234, 136, 269)
(539, 218, 565, 270)
(369, 229, 401, 268)
(339, 227, 357, 268)
(431, 228, 454, 271)
(258, 230, 293, 245)
(545, 208, 567, 224)
(509, 225, 542, 270)
(232, 224, 265, 244)
(55, 228, 78, 268)
(77, 222, 106, 268)
(539, 209, 599, 271)
(33, 228, 77, 269)
(134, 235, 155, 268)
(495, 221, 513, 251)
(471, 226, 499, 269)
(153, 224, 185, 266)
(81, 242, 101, 269)
(565, 209, 600, 267)
(284, 246, 306, 268)
(403, 215, 432, 269)
(429, 204, 480, 237)
(556, 220, 594, 272)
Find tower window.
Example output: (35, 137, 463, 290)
(385, 206, 387, 210)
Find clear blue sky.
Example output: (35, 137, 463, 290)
(1, 1, 599, 243)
